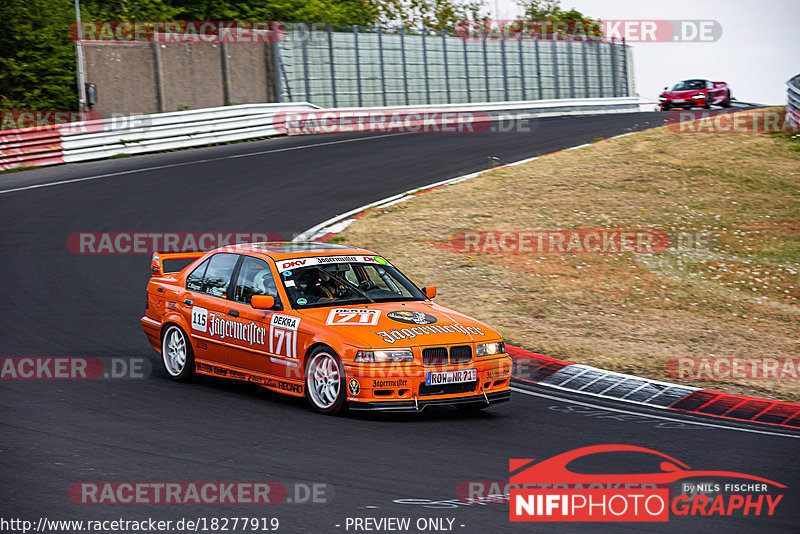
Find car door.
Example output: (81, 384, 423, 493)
(182, 252, 240, 366)
(225, 255, 299, 378)
(707, 80, 722, 104)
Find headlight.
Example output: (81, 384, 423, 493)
(355, 349, 414, 363)
(476, 341, 505, 357)
(659, 97, 667, 101)
(692, 94, 705, 99)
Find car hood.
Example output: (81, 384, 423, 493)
(296, 300, 502, 349)
(663, 89, 703, 98)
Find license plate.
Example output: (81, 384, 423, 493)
(426, 368, 477, 385)
(672, 99, 685, 103)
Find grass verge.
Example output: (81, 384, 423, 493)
(336, 108, 800, 402)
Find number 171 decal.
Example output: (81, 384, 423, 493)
(326, 308, 381, 326)
(270, 314, 300, 359)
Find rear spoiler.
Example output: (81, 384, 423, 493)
(712, 81, 726, 87)
(151, 251, 205, 276)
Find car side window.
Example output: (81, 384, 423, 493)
(186, 259, 210, 292)
(234, 256, 277, 304)
(200, 253, 239, 298)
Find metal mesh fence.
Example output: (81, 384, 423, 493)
(276, 24, 631, 107)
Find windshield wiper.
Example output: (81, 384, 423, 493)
(314, 267, 375, 303)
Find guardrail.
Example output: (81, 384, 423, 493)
(0, 103, 319, 171)
(788, 75, 800, 128)
(1, 97, 651, 171)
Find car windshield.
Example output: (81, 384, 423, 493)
(671, 80, 705, 91)
(279, 260, 427, 308)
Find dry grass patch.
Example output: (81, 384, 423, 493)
(336, 111, 800, 401)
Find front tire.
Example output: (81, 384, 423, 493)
(305, 347, 347, 415)
(161, 325, 194, 381)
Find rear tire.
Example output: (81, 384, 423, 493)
(161, 325, 194, 381)
(722, 91, 732, 108)
(305, 347, 347, 415)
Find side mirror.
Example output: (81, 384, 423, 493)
(663, 86, 668, 90)
(251, 295, 275, 310)
(422, 286, 437, 299)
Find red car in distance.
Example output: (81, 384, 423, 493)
(660, 79, 732, 111)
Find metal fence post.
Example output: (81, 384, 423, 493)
(442, 30, 451, 104)
(610, 37, 618, 97)
(500, 35, 509, 101)
(220, 40, 231, 105)
(353, 25, 362, 107)
(400, 27, 409, 105)
(151, 41, 165, 112)
(567, 41, 575, 99)
(552, 40, 561, 99)
(621, 37, 629, 96)
(518, 34, 526, 101)
(463, 33, 471, 102)
(273, 40, 282, 103)
(301, 24, 311, 102)
(582, 41, 589, 98)
(327, 25, 337, 107)
(596, 40, 604, 98)
(422, 27, 431, 105)
(482, 31, 490, 101)
(534, 37, 542, 100)
(378, 27, 387, 106)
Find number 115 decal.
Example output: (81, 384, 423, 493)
(270, 314, 300, 359)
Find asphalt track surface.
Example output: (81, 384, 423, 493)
(1, 113, 798, 533)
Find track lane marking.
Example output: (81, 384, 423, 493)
(511, 386, 800, 439)
(0, 133, 409, 195)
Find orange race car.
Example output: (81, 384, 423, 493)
(140, 242, 511, 414)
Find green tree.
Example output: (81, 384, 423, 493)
(0, 0, 78, 111)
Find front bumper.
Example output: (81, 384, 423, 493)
(661, 96, 706, 109)
(344, 354, 512, 411)
(349, 389, 511, 412)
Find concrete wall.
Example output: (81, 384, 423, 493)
(83, 44, 160, 116)
(82, 41, 277, 117)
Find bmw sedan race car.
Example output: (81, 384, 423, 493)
(141, 242, 512, 414)
(659, 79, 731, 111)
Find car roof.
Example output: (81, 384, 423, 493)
(216, 241, 379, 261)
